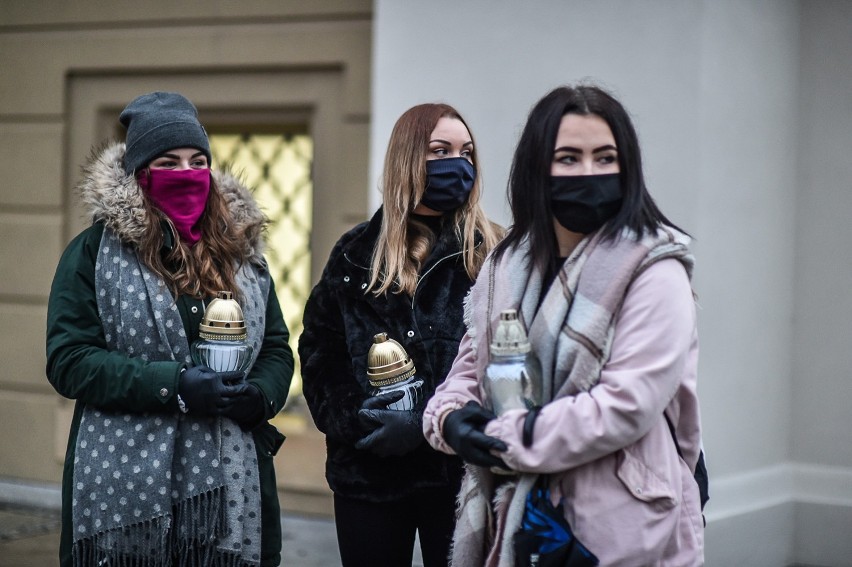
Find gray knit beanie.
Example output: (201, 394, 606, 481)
(119, 91, 211, 175)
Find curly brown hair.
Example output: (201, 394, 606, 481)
(137, 175, 250, 300)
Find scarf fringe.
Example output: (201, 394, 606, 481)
(72, 515, 170, 567)
(73, 543, 254, 567)
(171, 489, 223, 562)
(72, 489, 260, 567)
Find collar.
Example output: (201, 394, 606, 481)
(343, 206, 470, 270)
(76, 142, 267, 264)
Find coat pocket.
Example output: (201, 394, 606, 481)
(615, 449, 678, 511)
(253, 422, 286, 458)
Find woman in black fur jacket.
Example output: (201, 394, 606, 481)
(299, 103, 500, 567)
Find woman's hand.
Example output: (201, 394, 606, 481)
(221, 383, 266, 430)
(178, 366, 247, 416)
(355, 392, 424, 457)
(442, 401, 508, 468)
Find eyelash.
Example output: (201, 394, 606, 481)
(430, 147, 473, 158)
(153, 159, 207, 168)
(556, 154, 617, 164)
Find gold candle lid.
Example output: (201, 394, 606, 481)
(367, 333, 416, 387)
(199, 291, 248, 340)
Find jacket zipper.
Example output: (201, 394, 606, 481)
(343, 252, 370, 271)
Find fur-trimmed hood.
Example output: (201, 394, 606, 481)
(76, 142, 267, 263)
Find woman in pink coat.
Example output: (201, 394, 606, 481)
(424, 84, 705, 566)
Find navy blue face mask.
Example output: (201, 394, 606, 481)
(421, 157, 476, 212)
(550, 173, 622, 234)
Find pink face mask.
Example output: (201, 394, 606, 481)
(137, 168, 211, 246)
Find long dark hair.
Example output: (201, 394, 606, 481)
(494, 84, 685, 273)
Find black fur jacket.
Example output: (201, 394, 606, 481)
(299, 208, 479, 501)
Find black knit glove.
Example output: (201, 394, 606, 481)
(221, 383, 266, 430)
(178, 366, 247, 417)
(442, 401, 508, 468)
(355, 391, 423, 457)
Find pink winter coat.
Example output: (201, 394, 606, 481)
(424, 259, 705, 566)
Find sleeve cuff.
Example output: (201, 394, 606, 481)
(149, 361, 183, 407)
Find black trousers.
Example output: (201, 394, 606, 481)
(333, 486, 458, 567)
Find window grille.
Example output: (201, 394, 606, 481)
(210, 132, 313, 407)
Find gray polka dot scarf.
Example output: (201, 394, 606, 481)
(72, 228, 268, 566)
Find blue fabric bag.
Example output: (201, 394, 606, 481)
(513, 476, 599, 567)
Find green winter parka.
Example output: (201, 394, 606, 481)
(46, 143, 293, 567)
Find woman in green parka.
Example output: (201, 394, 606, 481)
(46, 91, 293, 567)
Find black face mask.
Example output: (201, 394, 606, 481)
(421, 157, 476, 212)
(550, 173, 622, 234)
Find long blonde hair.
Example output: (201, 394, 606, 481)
(369, 103, 500, 296)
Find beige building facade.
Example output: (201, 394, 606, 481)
(0, 0, 374, 515)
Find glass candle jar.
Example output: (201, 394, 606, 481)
(190, 291, 254, 374)
(484, 309, 542, 416)
(484, 309, 542, 475)
(367, 333, 424, 411)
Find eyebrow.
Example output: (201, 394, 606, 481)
(430, 139, 474, 147)
(156, 151, 207, 160)
(554, 144, 617, 153)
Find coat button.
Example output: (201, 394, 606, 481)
(407, 330, 414, 338)
(635, 487, 643, 495)
(191, 306, 198, 313)
(343, 276, 350, 283)
(159, 388, 169, 397)
(361, 283, 367, 289)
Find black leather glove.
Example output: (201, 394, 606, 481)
(442, 401, 508, 468)
(221, 383, 266, 430)
(178, 366, 247, 417)
(355, 391, 423, 457)
(360, 391, 405, 413)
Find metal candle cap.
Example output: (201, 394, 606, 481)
(199, 291, 248, 340)
(367, 333, 416, 387)
(490, 309, 531, 356)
